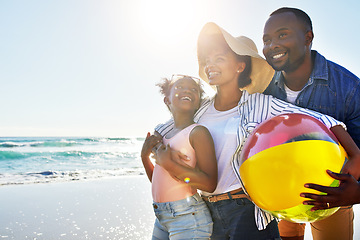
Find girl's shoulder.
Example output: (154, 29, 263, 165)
(189, 124, 212, 141)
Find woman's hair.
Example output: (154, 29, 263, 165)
(236, 55, 252, 89)
(197, 33, 252, 89)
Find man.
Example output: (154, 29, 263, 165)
(262, 7, 360, 240)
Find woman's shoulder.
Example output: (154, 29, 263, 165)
(243, 91, 275, 104)
(248, 91, 271, 98)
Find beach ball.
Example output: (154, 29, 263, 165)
(239, 113, 347, 223)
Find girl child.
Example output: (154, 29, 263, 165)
(141, 74, 217, 239)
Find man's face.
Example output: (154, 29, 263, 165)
(262, 12, 308, 73)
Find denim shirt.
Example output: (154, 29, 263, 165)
(264, 50, 360, 148)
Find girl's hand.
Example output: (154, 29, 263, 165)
(155, 144, 172, 168)
(141, 132, 162, 159)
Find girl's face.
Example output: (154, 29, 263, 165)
(166, 77, 201, 115)
(203, 45, 244, 87)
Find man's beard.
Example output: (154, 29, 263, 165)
(270, 54, 305, 73)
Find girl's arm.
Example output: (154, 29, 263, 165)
(330, 125, 360, 180)
(140, 132, 161, 182)
(156, 126, 218, 193)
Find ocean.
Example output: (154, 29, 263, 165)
(0, 137, 145, 186)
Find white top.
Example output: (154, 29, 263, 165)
(198, 102, 241, 196)
(284, 84, 301, 104)
(155, 91, 345, 230)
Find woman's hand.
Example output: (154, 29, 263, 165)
(154, 143, 189, 166)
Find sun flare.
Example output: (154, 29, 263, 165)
(135, 0, 202, 45)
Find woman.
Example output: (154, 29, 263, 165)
(154, 22, 360, 239)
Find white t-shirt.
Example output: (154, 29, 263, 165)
(198, 102, 241, 196)
(284, 84, 301, 104)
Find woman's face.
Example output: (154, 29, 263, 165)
(204, 45, 243, 88)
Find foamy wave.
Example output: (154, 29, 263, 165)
(0, 137, 145, 148)
(0, 168, 145, 186)
(0, 142, 27, 148)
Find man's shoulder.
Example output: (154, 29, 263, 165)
(314, 51, 359, 82)
(326, 60, 359, 81)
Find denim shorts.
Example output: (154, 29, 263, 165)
(205, 194, 280, 240)
(152, 193, 213, 240)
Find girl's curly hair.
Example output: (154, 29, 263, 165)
(156, 76, 205, 99)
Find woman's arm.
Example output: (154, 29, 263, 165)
(300, 126, 360, 210)
(155, 126, 218, 193)
(268, 95, 360, 178)
(330, 125, 360, 180)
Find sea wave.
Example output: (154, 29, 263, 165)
(0, 137, 145, 148)
(0, 142, 27, 148)
(0, 140, 80, 148)
(0, 151, 36, 160)
(0, 136, 146, 186)
(0, 168, 145, 186)
(0, 150, 138, 161)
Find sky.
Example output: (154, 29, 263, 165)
(1, 0, 359, 137)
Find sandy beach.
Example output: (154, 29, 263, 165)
(0, 176, 154, 239)
(0, 175, 359, 239)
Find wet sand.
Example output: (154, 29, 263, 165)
(0, 176, 154, 239)
(0, 175, 359, 239)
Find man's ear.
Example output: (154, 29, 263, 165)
(305, 30, 314, 47)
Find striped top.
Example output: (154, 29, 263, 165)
(155, 91, 345, 230)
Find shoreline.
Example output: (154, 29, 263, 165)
(0, 175, 359, 239)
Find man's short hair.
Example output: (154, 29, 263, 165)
(270, 7, 313, 31)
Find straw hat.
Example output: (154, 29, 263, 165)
(197, 22, 275, 94)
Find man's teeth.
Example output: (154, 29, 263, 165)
(272, 53, 285, 59)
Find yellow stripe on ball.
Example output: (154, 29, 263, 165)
(239, 140, 346, 212)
